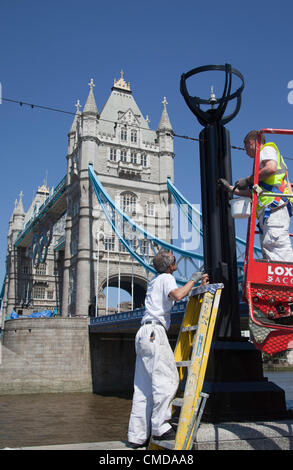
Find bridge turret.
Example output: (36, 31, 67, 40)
(157, 97, 173, 134)
(5, 192, 26, 315)
(79, 78, 99, 170)
(63, 79, 100, 317)
(156, 97, 174, 184)
(68, 99, 82, 156)
(81, 78, 99, 149)
(10, 192, 25, 241)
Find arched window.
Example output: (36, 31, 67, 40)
(141, 153, 147, 167)
(121, 126, 127, 141)
(110, 148, 117, 161)
(120, 192, 137, 214)
(33, 283, 46, 299)
(131, 130, 137, 143)
(147, 202, 155, 216)
(120, 149, 127, 162)
(104, 235, 115, 252)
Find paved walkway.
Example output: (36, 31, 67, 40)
(3, 419, 293, 451)
(2, 441, 134, 450)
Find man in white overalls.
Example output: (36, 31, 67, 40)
(127, 249, 208, 449)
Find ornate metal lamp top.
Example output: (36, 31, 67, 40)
(180, 64, 244, 127)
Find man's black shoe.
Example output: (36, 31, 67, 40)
(127, 442, 145, 449)
(153, 427, 176, 441)
(127, 437, 150, 449)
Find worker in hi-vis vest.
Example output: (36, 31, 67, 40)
(222, 130, 293, 262)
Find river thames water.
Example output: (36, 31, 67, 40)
(0, 371, 293, 449)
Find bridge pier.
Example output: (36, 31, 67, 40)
(89, 333, 136, 393)
(89, 331, 179, 394)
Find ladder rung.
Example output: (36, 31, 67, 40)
(176, 360, 191, 367)
(172, 398, 183, 407)
(181, 325, 198, 332)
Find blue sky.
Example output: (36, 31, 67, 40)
(1, 0, 293, 290)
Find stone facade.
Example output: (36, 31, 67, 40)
(2, 72, 175, 320)
(0, 317, 92, 394)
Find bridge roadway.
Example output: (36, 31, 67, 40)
(14, 175, 66, 249)
(89, 298, 249, 335)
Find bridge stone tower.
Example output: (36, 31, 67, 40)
(4, 194, 26, 316)
(2, 73, 174, 320)
(63, 72, 175, 317)
(3, 183, 65, 319)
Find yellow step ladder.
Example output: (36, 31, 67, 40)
(149, 283, 223, 450)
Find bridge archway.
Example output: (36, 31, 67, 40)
(95, 274, 147, 315)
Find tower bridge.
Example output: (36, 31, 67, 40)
(1, 71, 255, 327)
(0, 70, 258, 397)
(2, 72, 175, 320)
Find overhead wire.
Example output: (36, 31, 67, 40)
(6, 96, 293, 158)
(1, 96, 246, 152)
(4, 96, 293, 157)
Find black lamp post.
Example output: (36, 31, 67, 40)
(180, 64, 288, 422)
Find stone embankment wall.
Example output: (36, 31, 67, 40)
(0, 318, 92, 395)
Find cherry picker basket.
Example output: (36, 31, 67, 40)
(242, 128, 293, 355)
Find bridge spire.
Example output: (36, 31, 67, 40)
(10, 191, 25, 236)
(69, 99, 82, 134)
(157, 96, 173, 132)
(83, 78, 98, 115)
(13, 191, 25, 216)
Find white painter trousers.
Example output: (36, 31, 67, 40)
(127, 323, 179, 445)
(258, 205, 293, 262)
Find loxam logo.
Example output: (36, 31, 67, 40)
(267, 265, 293, 284)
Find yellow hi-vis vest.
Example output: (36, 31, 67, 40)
(256, 142, 290, 218)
